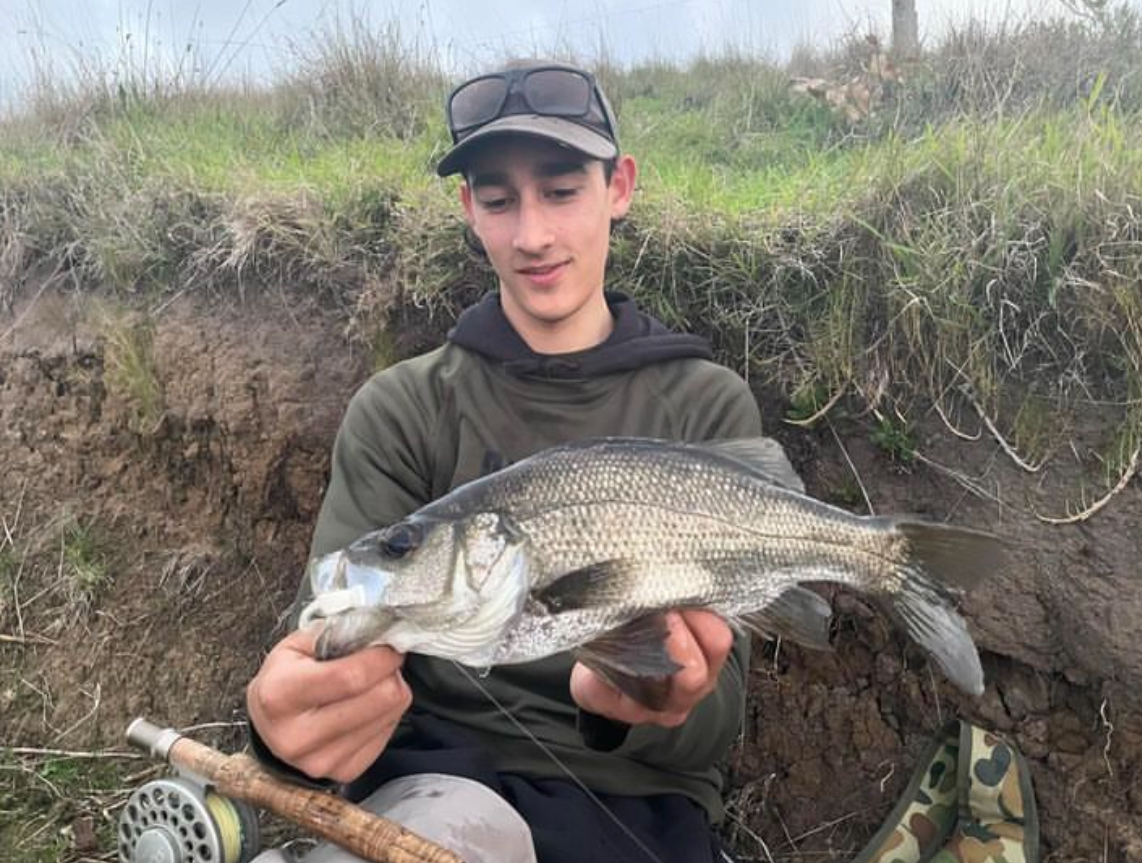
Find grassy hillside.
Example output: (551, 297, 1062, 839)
(2, 6, 1141, 489)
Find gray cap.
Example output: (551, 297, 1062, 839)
(437, 61, 619, 177)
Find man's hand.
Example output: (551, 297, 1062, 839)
(569, 609, 733, 728)
(246, 628, 412, 783)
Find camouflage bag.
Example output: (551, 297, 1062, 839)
(851, 720, 1039, 863)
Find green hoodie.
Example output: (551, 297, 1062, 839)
(294, 292, 763, 823)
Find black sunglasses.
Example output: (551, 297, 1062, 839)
(446, 66, 616, 143)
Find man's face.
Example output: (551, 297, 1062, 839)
(460, 137, 636, 350)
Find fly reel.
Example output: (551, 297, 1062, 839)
(118, 775, 259, 863)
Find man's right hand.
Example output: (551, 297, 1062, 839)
(246, 628, 412, 783)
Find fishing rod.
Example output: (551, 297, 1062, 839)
(118, 717, 461, 863)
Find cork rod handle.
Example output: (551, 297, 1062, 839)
(126, 718, 462, 863)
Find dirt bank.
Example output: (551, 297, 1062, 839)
(2, 283, 1139, 861)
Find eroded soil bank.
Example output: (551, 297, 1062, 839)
(2, 284, 1140, 861)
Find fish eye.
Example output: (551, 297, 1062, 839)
(380, 522, 422, 558)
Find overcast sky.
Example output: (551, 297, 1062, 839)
(0, 0, 1122, 111)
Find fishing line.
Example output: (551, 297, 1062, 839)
(450, 661, 668, 863)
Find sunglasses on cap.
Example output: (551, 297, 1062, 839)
(446, 65, 618, 144)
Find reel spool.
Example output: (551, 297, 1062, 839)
(118, 776, 260, 863)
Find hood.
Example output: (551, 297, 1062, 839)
(447, 292, 712, 379)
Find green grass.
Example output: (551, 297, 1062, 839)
(0, 750, 132, 863)
(60, 518, 109, 608)
(0, 548, 17, 612)
(870, 416, 917, 464)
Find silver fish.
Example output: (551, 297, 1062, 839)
(299, 437, 1003, 705)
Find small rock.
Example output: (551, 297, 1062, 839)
(1021, 717, 1049, 743)
(1017, 719, 1050, 759)
(999, 671, 1050, 720)
(874, 652, 902, 685)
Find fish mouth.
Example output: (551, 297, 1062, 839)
(305, 549, 348, 595)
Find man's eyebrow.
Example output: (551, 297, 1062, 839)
(534, 160, 589, 179)
(468, 160, 588, 188)
(469, 171, 509, 189)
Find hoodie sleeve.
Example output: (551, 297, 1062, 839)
(579, 362, 768, 776)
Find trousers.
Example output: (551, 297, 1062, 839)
(250, 772, 537, 863)
(253, 713, 729, 863)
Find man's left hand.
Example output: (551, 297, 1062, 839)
(569, 609, 733, 728)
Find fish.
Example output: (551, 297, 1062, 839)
(298, 437, 1004, 707)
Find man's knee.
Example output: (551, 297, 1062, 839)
(254, 773, 536, 863)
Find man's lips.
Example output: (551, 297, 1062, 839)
(516, 260, 570, 285)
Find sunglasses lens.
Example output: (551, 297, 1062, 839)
(450, 76, 510, 131)
(522, 69, 592, 116)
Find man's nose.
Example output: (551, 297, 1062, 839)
(512, 196, 554, 254)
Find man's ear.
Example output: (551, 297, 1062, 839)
(608, 155, 637, 220)
(460, 181, 476, 225)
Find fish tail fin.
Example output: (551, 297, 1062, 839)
(884, 521, 1007, 696)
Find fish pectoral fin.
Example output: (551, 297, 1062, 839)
(574, 614, 683, 712)
(695, 437, 805, 494)
(582, 667, 673, 713)
(534, 559, 644, 612)
(736, 585, 834, 650)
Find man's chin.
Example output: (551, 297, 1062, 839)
(506, 290, 578, 324)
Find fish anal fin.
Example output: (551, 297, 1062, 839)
(737, 585, 834, 650)
(574, 614, 682, 711)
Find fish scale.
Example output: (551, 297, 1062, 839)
(304, 437, 1005, 698)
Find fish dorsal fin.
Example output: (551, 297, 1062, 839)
(695, 437, 805, 494)
(735, 585, 833, 650)
(574, 614, 682, 711)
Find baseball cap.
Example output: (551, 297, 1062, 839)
(436, 60, 620, 177)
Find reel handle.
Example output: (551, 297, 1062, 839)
(126, 718, 461, 863)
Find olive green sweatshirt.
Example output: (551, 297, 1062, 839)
(292, 292, 762, 823)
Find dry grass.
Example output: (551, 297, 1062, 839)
(275, 11, 447, 142)
(96, 305, 164, 434)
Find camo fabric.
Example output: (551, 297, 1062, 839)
(851, 721, 1039, 863)
(855, 728, 960, 863)
(928, 725, 1037, 863)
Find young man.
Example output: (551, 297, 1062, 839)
(246, 60, 763, 863)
